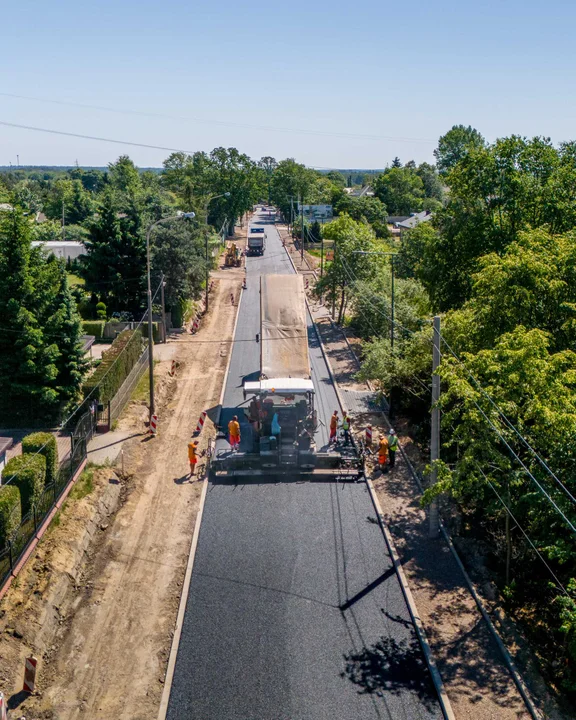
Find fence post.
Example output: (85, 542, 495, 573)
(8, 540, 13, 573)
(33, 505, 37, 532)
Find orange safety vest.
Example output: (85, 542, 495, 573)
(378, 437, 389, 460)
(228, 420, 240, 438)
(188, 442, 198, 463)
(330, 415, 338, 431)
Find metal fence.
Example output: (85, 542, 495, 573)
(109, 348, 149, 424)
(0, 410, 94, 592)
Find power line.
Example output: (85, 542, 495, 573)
(0, 92, 437, 144)
(0, 120, 196, 154)
(440, 335, 576, 506)
(478, 467, 569, 597)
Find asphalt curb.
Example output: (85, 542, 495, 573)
(157, 477, 209, 720)
(283, 239, 456, 720)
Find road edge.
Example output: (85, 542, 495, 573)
(157, 477, 209, 720)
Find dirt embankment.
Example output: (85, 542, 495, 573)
(0, 243, 245, 719)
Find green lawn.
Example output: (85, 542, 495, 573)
(67, 273, 85, 286)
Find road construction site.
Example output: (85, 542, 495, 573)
(164, 209, 444, 719)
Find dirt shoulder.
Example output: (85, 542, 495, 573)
(278, 223, 552, 720)
(0, 242, 244, 720)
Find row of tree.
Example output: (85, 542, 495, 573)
(317, 127, 576, 697)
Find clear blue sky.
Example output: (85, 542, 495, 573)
(2, 0, 576, 169)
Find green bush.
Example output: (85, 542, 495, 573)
(83, 329, 143, 404)
(22, 432, 58, 486)
(141, 322, 161, 342)
(0, 485, 21, 549)
(82, 320, 105, 340)
(96, 301, 107, 320)
(2, 454, 46, 516)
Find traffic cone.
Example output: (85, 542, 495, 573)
(23, 655, 37, 693)
(194, 411, 207, 436)
(170, 360, 176, 377)
(365, 425, 373, 447)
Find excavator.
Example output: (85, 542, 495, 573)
(224, 242, 242, 267)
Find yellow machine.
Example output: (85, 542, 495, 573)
(224, 243, 241, 267)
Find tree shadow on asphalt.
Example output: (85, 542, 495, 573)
(342, 635, 439, 711)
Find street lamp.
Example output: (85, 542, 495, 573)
(352, 250, 398, 350)
(204, 192, 231, 312)
(146, 211, 195, 422)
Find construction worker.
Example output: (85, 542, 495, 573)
(329, 410, 339, 444)
(188, 440, 199, 477)
(378, 434, 389, 474)
(342, 414, 352, 445)
(388, 429, 399, 468)
(228, 415, 241, 451)
(242, 278, 247, 290)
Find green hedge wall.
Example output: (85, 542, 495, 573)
(22, 432, 58, 486)
(83, 329, 143, 404)
(140, 322, 161, 343)
(0, 485, 21, 549)
(3, 454, 46, 516)
(82, 320, 105, 340)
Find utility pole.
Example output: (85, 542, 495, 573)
(320, 236, 324, 277)
(429, 315, 441, 538)
(332, 242, 337, 320)
(62, 200, 65, 240)
(205, 230, 210, 312)
(300, 196, 305, 263)
(160, 274, 167, 343)
(290, 197, 294, 238)
(390, 257, 395, 350)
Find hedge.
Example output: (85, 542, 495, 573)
(0, 485, 21, 549)
(2, 454, 46, 516)
(83, 329, 143, 404)
(82, 320, 105, 340)
(140, 322, 162, 343)
(22, 432, 58, 486)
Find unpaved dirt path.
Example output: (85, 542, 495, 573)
(29, 268, 243, 719)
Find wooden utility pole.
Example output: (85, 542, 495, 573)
(429, 315, 441, 538)
(160, 274, 167, 344)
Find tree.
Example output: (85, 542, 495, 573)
(416, 162, 444, 202)
(43, 261, 87, 410)
(270, 159, 318, 220)
(434, 124, 486, 176)
(314, 215, 376, 323)
(391, 157, 402, 168)
(325, 171, 346, 188)
(0, 211, 60, 421)
(259, 156, 277, 204)
(150, 218, 209, 323)
(373, 168, 424, 215)
(81, 191, 146, 314)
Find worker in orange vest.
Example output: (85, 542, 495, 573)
(329, 410, 339, 444)
(228, 415, 241, 451)
(377, 435, 389, 474)
(188, 439, 199, 477)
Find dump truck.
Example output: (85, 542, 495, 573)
(247, 227, 265, 256)
(209, 274, 363, 480)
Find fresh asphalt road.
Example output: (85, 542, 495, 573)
(166, 211, 442, 720)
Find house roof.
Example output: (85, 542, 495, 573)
(0, 437, 13, 455)
(0, 203, 14, 212)
(396, 211, 433, 230)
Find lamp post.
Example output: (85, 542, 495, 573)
(146, 211, 195, 422)
(204, 192, 231, 313)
